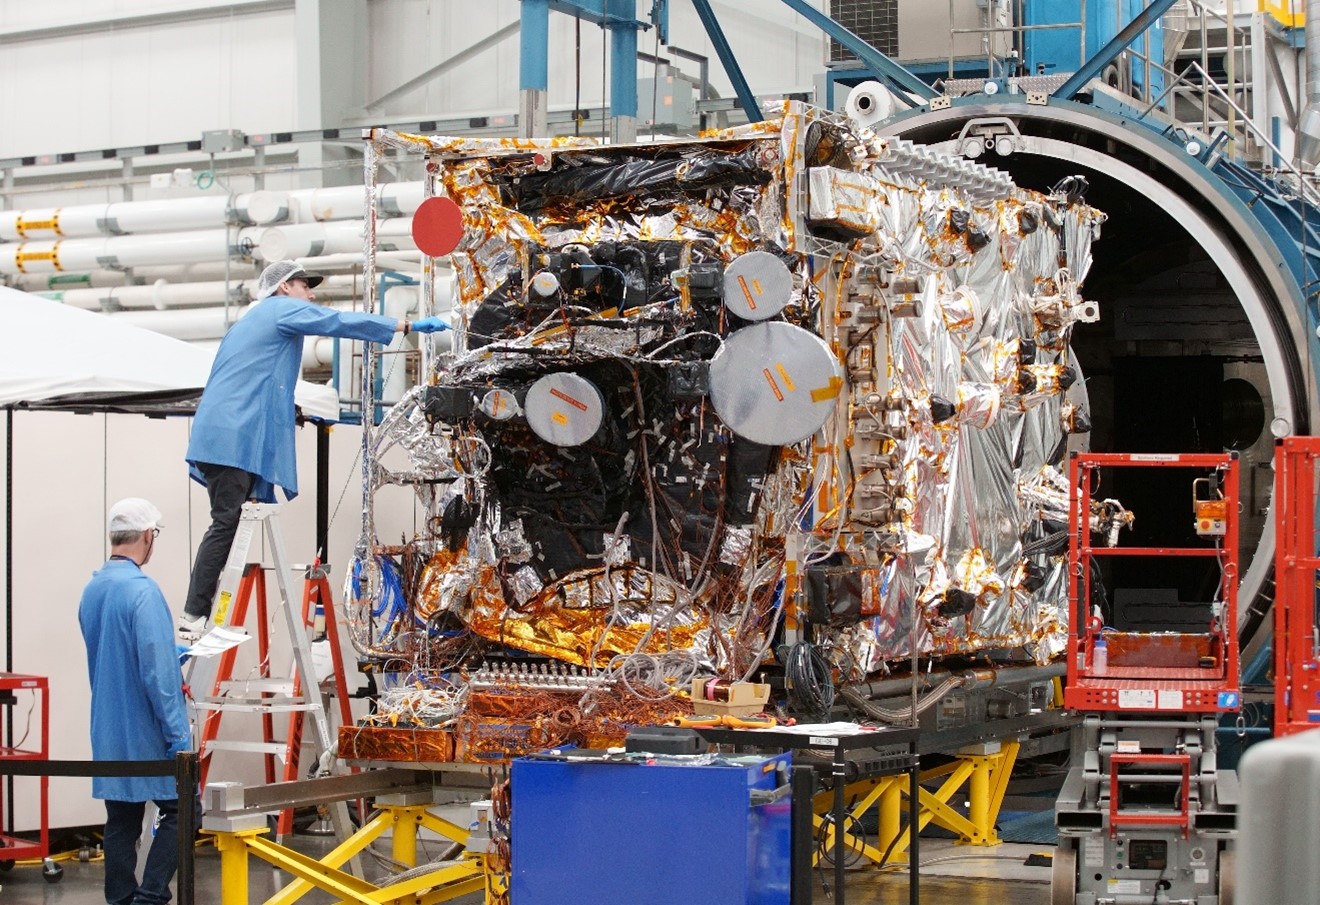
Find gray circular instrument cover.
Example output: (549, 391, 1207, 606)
(479, 388, 521, 421)
(525, 372, 605, 446)
(709, 322, 843, 445)
(722, 250, 793, 320)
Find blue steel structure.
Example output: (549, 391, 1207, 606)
(1024, 0, 1164, 93)
(1048, 0, 1177, 98)
(519, 0, 665, 127)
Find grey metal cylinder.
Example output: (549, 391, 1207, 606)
(1298, 0, 1320, 166)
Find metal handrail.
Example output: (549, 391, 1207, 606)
(946, 0, 1087, 81)
(1136, 54, 1320, 212)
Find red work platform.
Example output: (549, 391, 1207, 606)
(1273, 437, 1320, 735)
(0, 673, 50, 865)
(1063, 453, 1241, 714)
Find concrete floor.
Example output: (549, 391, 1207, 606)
(0, 837, 1054, 904)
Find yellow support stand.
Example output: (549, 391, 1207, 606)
(811, 740, 1021, 869)
(205, 803, 488, 905)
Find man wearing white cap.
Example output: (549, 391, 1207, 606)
(179, 260, 448, 639)
(79, 498, 192, 905)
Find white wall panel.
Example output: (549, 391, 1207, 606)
(2, 1, 824, 160)
(366, 0, 825, 120)
(0, 6, 297, 159)
(0, 411, 417, 831)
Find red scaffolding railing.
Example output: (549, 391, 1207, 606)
(1064, 452, 1241, 714)
(1272, 436, 1320, 735)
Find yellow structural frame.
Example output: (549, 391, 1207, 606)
(205, 804, 488, 905)
(812, 741, 1020, 868)
(1261, 1, 1303, 27)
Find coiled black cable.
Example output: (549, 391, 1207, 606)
(781, 641, 835, 721)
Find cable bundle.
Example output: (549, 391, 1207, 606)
(782, 641, 835, 721)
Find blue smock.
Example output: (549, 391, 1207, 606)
(185, 296, 397, 501)
(79, 559, 192, 802)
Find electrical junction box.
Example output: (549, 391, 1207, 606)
(1194, 497, 1227, 536)
(511, 752, 791, 905)
(202, 129, 247, 153)
(638, 69, 695, 129)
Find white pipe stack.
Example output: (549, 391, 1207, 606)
(0, 192, 288, 240)
(48, 272, 370, 312)
(0, 178, 443, 384)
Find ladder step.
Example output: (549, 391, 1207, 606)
(197, 699, 318, 714)
(219, 679, 298, 694)
(204, 740, 292, 759)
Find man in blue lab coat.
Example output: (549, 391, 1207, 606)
(79, 498, 191, 905)
(177, 260, 448, 639)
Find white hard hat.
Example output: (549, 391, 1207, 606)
(108, 498, 164, 533)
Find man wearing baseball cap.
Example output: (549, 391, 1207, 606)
(79, 499, 192, 905)
(179, 260, 449, 640)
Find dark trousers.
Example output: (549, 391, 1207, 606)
(103, 798, 185, 905)
(183, 462, 256, 619)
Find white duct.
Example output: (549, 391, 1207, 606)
(8, 255, 424, 293)
(108, 298, 398, 343)
(47, 273, 368, 312)
(0, 219, 418, 276)
(291, 182, 423, 222)
(0, 227, 261, 276)
(0, 192, 288, 241)
(0, 180, 422, 247)
(304, 336, 336, 370)
(294, 251, 423, 273)
(109, 305, 252, 342)
(257, 219, 416, 261)
(1298, 0, 1320, 167)
(845, 81, 895, 128)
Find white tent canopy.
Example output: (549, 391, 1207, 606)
(0, 285, 340, 419)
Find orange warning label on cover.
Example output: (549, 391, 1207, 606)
(762, 368, 784, 401)
(550, 387, 588, 411)
(737, 274, 758, 309)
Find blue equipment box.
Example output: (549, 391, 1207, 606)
(510, 751, 792, 905)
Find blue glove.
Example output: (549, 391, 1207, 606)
(176, 643, 193, 664)
(411, 317, 450, 334)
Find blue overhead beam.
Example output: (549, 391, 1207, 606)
(1053, 0, 1180, 99)
(545, 0, 646, 27)
(523, 0, 646, 118)
(607, 0, 640, 119)
(778, 0, 936, 101)
(689, 0, 763, 122)
(520, 0, 550, 92)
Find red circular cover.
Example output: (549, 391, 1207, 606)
(410, 196, 464, 257)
